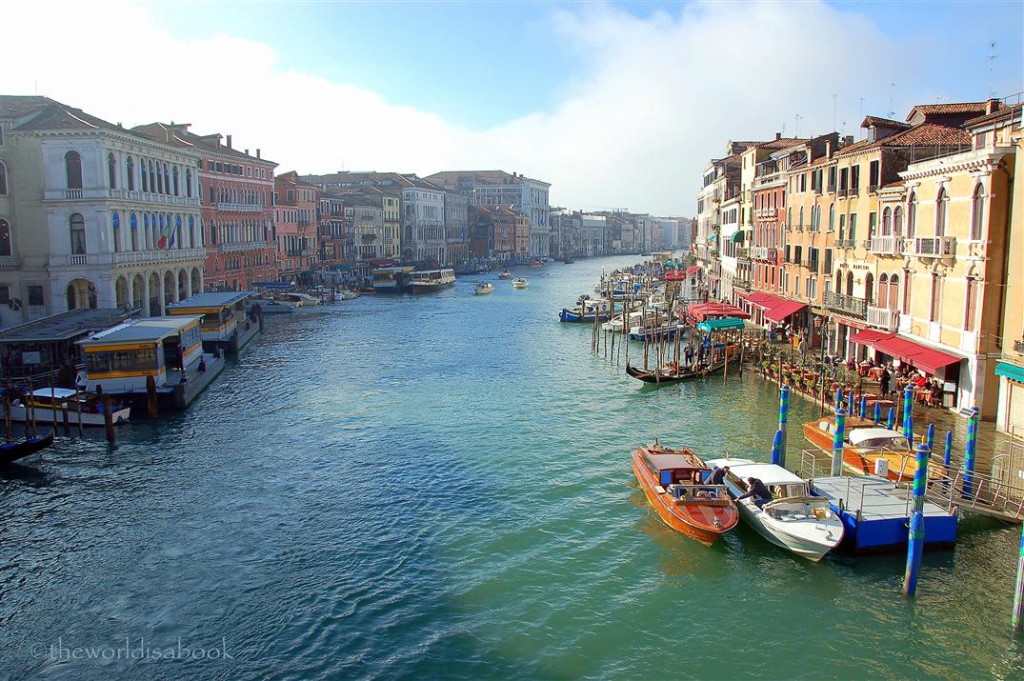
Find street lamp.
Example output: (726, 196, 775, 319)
(817, 316, 836, 415)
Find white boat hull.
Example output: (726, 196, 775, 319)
(9, 404, 131, 427)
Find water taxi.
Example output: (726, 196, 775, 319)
(497, 270, 513, 280)
(474, 282, 495, 296)
(802, 416, 942, 482)
(558, 296, 612, 322)
(409, 268, 456, 293)
(632, 442, 739, 546)
(512, 277, 529, 289)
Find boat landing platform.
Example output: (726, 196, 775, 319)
(810, 475, 957, 553)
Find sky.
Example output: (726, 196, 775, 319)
(3, 1, 1022, 216)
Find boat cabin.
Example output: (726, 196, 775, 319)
(639, 448, 727, 501)
(76, 316, 204, 393)
(847, 428, 911, 451)
(722, 462, 812, 502)
(166, 291, 259, 353)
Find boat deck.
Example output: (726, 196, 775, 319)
(811, 475, 957, 552)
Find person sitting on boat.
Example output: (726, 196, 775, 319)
(737, 477, 773, 509)
(707, 465, 729, 486)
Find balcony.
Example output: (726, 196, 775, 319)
(962, 239, 988, 260)
(824, 291, 867, 319)
(905, 236, 956, 259)
(867, 306, 899, 332)
(219, 241, 270, 253)
(113, 247, 207, 264)
(1015, 339, 1024, 354)
(0, 256, 22, 269)
(803, 259, 819, 273)
(217, 202, 263, 213)
(733, 277, 751, 291)
(835, 239, 856, 249)
(735, 246, 750, 261)
(46, 188, 202, 208)
(869, 235, 903, 256)
(751, 246, 769, 260)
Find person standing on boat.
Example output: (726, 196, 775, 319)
(684, 345, 694, 367)
(708, 465, 729, 486)
(737, 477, 773, 509)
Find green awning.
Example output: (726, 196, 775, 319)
(995, 361, 1024, 383)
(706, 235, 717, 243)
(729, 231, 745, 243)
(697, 317, 746, 332)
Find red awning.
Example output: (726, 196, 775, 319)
(849, 329, 893, 345)
(742, 292, 773, 307)
(686, 303, 751, 322)
(684, 265, 701, 276)
(763, 299, 808, 322)
(874, 336, 962, 374)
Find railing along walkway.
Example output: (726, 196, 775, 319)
(924, 467, 1024, 522)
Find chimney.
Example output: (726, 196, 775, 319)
(825, 140, 832, 158)
(245, 148, 249, 156)
(256, 148, 261, 159)
(842, 135, 854, 147)
(986, 98, 1000, 115)
(775, 132, 781, 140)
(226, 134, 233, 149)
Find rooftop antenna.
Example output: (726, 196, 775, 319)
(795, 114, 803, 138)
(988, 41, 998, 98)
(859, 97, 865, 121)
(888, 82, 896, 119)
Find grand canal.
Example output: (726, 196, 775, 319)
(2, 255, 1022, 680)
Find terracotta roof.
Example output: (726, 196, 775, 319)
(964, 102, 1023, 128)
(0, 95, 54, 120)
(836, 122, 969, 157)
(756, 137, 808, 150)
(908, 102, 992, 118)
(132, 122, 276, 165)
(861, 115, 910, 130)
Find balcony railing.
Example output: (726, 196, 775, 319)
(835, 239, 856, 249)
(219, 241, 270, 253)
(735, 246, 750, 260)
(750, 246, 770, 260)
(47, 188, 202, 207)
(733, 277, 751, 291)
(803, 259, 819, 273)
(905, 236, 956, 258)
(867, 306, 899, 332)
(1015, 339, 1024, 354)
(824, 291, 867, 319)
(0, 256, 23, 269)
(113, 247, 207, 264)
(217, 202, 263, 213)
(869, 235, 903, 256)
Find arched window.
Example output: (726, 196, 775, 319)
(929, 273, 941, 322)
(970, 184, 984, 240)
(834, 269, 843, 295)
(906, 192, 917, 238)
(882, 207, 892, 236)
(157, 163, 164, 195)
(935, 187, 948, 237)
(130, 213, 139, 250)
(185, 169, 192, 198)
(126, 156, 135, 191)
(173, 167, 179, 196)
(888, 274, 900, 310)
(0, 218, 12, 256)
(893, 206, 904, 237)
(112, 212, 121, 253)
(141, 160, 149, 192)
(878, 273, 889, 306)
(189, 215, 196, 247)
(70, 213, 86, 254)
(828, 204, 835, 231)
(108, 152, 117, 189)
(0, 161, 8, 196)
(964, 277, 977, 332)
(799, 207, 804, 231)
(65, 151, 83, 189)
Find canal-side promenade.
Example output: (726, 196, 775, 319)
(2, 256, 1023, 681)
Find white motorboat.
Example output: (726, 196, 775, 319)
(704, 458, 844, 561)
(10, 387, 131, 427)
(474, 282, 495, 296)
(512, 278, 529, 289)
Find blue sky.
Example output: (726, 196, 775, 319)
(6, 1, 1023, 214)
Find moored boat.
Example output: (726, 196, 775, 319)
(10, 387, 131, 427)
(625, 344, 738, 384)
(559, 296, 612, 322)
(632, 442, 739, 545)
(0, 428, 55, 466)
(802, 416, 944, 482)
(705, 457, 844, 561)
(474, 282, 495, 296)
(512, 277, 529, 289)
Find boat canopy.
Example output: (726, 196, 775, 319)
(706, 460, 805, 485)
(30, 387, 79, 399)
(848, 428, 909, 448)
(697, 317, 745, 333)
(643, 451, 707, 472)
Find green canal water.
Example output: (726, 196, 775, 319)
(1, 255, 1022, 680)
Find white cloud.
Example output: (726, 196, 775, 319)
(1, 1, 992, 216)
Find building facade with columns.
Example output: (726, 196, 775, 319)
(0, 96, 206, 326)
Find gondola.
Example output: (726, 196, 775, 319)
(625, 351, 738, 384)
(0, 428, 55, 465)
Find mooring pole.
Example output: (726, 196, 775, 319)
(831, 408, 846, 477)
(963, 406, 979, 499)
(1012, 521, 1024, 633)
(902, 385, 915, 447)
(903, 442, 931, 597)
(778, 384, 790, 467)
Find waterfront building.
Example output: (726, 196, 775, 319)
(750, 147, 787, 304)
(885, 100, 1017, 415)
(132, 124, 277, 293)
(549, 208, 581, 260)
(995, 103, 1024, 437)
(425, 170, 551, 258)
(470, 205, 526, 262)
(580, 213, 608, 257)
(0, 96, 206, 324)
(274, 171, 319, 281)
(401, 175, 447, 264)
(444, 190, 470, 265)
(317, 191, 346, 274)
(695, 144, 756, 299)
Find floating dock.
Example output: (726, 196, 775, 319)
(810, 475, 957, 553)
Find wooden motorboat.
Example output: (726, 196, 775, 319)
(11, 387, 131, 427)
(705, 458, 844, 561)
(802, 416, 944, 482)
(474, 282, 495, 296)
(497, 270, 513, 280)
(0, 428, 55, 465)
(631, 442, 739, 546)
(512, 277, 529, 289)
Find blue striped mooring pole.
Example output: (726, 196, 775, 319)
(1013, 521, 1024, 632)
(926, 423, 936, 457)
(770, 429, 784, 466)
(943, 431, 953, 468)
(873, 401, 881, 424)
(859, 394, 868, 419)
(902, 385, 914, 446)
(831, 408, 846, 477)
(903, 442, 931, 597)
(778, 385, 790, 467)
(887, 407, 896, 430)
(834, 387, 843, 414)
(963, 407, 979, 499)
